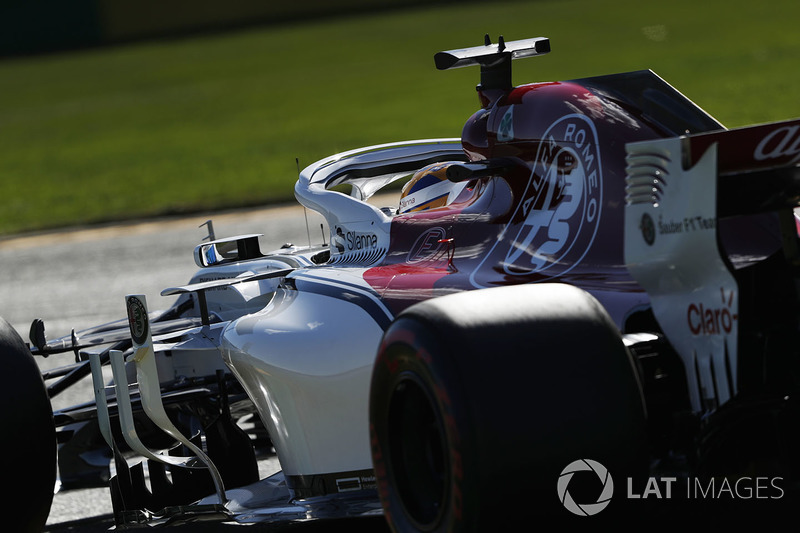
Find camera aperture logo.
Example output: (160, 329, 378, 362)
(558, 459, 785, 517)
(557, 459, 613, 516)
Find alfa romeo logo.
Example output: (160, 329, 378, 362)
(640, 213, 655, 246)
(469, 113, 603, 288)
(557, 459, 614, 516)
(126, 295, 149, 346)
(504, 114, 602, 276)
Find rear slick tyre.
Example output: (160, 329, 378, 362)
(369, 284, 648, 532)
(0, 317, 56, 532)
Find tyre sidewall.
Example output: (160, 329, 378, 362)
(371, 317, 476, 533)
(0, 318, 57, 531)
(370, 285, 649, 531)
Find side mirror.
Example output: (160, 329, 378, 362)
(194, 234, 263, 267)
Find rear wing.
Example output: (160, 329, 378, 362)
(684, 119, 800, 216)
(624, 118, 800, 414)
(683, 118, 800, 174)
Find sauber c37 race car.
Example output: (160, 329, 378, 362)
(2, 36, 799, 531)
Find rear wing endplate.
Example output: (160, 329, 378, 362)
(624, 117, 800, 413)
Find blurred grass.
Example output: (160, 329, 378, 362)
(0, 0, 798, 235)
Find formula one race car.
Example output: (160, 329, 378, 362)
(2, 35, 799, 532)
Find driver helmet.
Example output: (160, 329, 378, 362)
(398, 162, 462, 214)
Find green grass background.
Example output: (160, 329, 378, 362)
(1, 0, 798, 235)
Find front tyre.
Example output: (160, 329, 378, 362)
(0, 318, 56, 532)
(369, 284, 648, 532)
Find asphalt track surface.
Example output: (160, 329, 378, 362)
(0, 198, 395, 532)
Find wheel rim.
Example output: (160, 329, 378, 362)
(387, 371, 448, 529)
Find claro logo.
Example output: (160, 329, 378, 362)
(687, 288, 738, 336)
(754, 124, 800, 164)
